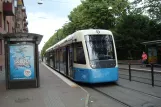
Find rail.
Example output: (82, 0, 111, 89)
(119, 63, 161, 87)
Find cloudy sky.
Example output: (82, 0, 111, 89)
(23, 0, 81, 51)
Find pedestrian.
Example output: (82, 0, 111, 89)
(141, 51, 147, 67)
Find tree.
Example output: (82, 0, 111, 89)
(42, 0, 130, 56)
(132, 0, 161, 22)
(41, 0, 161, 60)
(115, 14, 161, 59)
(41, 28, 67, 57)
(68, 0, 130, 30)
(41, 34, 57, 57)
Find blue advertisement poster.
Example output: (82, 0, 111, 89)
(9, 45, 35, 80)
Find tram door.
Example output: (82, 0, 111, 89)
(67, 45, 73, 78)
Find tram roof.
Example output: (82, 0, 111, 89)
(46, 29, 112, 52)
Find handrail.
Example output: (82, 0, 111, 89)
(119, 63, 161, 87)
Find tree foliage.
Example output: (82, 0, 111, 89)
(68, 0, 130, 29)
(41, 0, 161, 60)
(132, 0, 161, 22)
(115, 14, 161, 59)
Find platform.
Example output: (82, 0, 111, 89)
(0, 63, 89, 107)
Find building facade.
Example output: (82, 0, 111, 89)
(0, 0, 28, 71)
(15, 0, 28, 33)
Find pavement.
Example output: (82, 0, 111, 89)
(0, 63, 89, 107)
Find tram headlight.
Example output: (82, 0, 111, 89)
(90, 62, 96, 68)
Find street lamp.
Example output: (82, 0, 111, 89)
(107, 6, 113, 29)
(108, 6, 112, 10)
(55, 30, 59, 42)
(38, 0, 43, 5)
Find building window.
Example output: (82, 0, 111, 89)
(0, 12, 2, 27)
(7, 21, 9, 33)
(12, 27, 14, 33)
(4, 16, 6, 31)
(0, 40, 2, 55)
(12, 16, 15, 22)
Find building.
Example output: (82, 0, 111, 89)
(15, 0, 28, 33)
(0, 0, 28, 71)
(0, 0, 15, 34)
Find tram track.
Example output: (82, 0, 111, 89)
(116, 84, 161, 99)
(119, 69, 161, 87)
(119, 75, 161, 87)
(119, 73, 161, 82)
(86, 82, 161, 107)
(91, 87, 132, 107)
(45, 63, 161, 107)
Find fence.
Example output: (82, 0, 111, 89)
(119, 63, 161, 87)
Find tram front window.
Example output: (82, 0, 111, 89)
(85, 35, 115, 61)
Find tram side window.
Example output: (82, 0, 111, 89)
(74, 42, 86, 64)
(63, 48, 66, 63)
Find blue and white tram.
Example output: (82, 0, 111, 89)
(45, 29, 118, 83)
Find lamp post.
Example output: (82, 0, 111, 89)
(38, 0, 43, 5)
(55, 30, 59, 42)
(108, 6, 112, 10)
(108, 6, 113, 29)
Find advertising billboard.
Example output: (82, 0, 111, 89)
(9, 45, 35, 80)
(148, 47, 157, 63)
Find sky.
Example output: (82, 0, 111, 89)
(23, 0, 81, 51)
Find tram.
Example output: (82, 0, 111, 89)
(45, 29, 118, 83)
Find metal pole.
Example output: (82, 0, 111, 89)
(129, 63, 131, 81)
(35, 43, 40, 88)
(151, 64, 154, 87)
(4, 41, 9, 89)
(59, 49, 60, 72)
(57, 31, 59, 42)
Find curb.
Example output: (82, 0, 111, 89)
(41, 62, 90, 107)
(79, 86, 90, 107)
